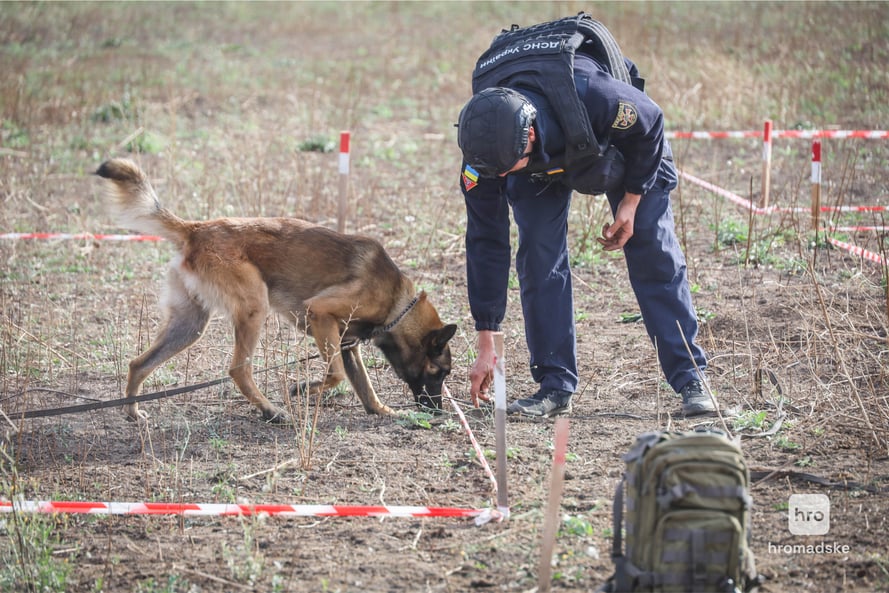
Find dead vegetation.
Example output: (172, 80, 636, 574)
(1, 2, 888, 592)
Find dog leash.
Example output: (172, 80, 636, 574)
(5, 351, 327, 421)
(6, 331, 415, 421)
(9, 375, 236, 420)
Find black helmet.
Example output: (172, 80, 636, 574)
(457, 87, 536, 178)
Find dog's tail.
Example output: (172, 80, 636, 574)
(94, 158, 188, 248)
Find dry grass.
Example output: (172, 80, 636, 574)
(1, 2, 888, 592)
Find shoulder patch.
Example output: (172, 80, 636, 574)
(462, 164, 479, 191)
(612, 101, 638, 130)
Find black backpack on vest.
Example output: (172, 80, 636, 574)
(600, 430, 762, 593)
(471, 13, 638, 172)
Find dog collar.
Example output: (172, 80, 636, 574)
(372, 295, 420, 337)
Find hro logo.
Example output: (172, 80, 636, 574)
(788, 493, 830, 535)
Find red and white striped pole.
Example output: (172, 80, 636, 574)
(337, 131, 350, 234)
(760, 120, 772, 208)
(811, 139, 822, 234)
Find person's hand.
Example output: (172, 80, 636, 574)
(597, 192, 642, 251)
(469, 330, 496, 407)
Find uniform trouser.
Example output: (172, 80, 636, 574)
(508, 177, 578, 394)
(606, 157, 706, 392)
(507, 156, 706, 395)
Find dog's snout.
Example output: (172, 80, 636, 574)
(416, 392, 443, 411)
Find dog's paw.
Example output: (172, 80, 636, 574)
(261, 407, 290, 424)
(375, 405, 397, 416)
(124, 405, 150, 423)
(289, 381, 317, 398)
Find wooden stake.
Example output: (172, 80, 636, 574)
(537, 417, 570, 593)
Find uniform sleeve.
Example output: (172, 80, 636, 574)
(578, 69, 665, 195)
(461, 164, 511, 331)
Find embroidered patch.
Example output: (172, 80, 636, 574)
(612, 101, 638, 130)
(462, 164, 479, 191)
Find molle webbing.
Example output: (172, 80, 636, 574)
(601, 431, 761, 593)
(471, 13, 630, 170)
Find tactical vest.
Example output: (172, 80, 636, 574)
(471, 13, 635, 173)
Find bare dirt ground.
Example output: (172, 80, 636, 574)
(2, 3, 888, 592)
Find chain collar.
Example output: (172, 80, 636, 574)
(371, 295, 420, 338)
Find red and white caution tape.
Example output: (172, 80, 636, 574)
(0, 232, 163, 241)
(679, 171, 887, 215)
(678, 170, 773, 215)
(667, 129, 889, 140)
(667, 130, 763, 140)
(785, 130, 889, 139)
(0, 389, 508, 525)
(679, 170, 886, 266)
(824, 237, 886, 266)
(817, 204, 888, 213)
(0, 499, 482, 518)
(446, 387, 497, 495)
(0, 385, 509, 525)
(444, 385, 506, 524)
(825, 226, 889, 233)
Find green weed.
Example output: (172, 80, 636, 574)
(0, 448, 72, 593)
(437, 418, 461, 433)
(221, 517, 265, 587)
(298, 135, 336, 153)
(732, 409, 769, 431)
(396, 410, 434, 429)
(560, 514, 595, 539)
(134, 575, 192, 593)
(774, 436, 801, 452)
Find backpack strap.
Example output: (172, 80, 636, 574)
(576, 15, 631, 85)
(609, 475, 643, 592)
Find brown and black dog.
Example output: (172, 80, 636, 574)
(94, 158, 457, 422)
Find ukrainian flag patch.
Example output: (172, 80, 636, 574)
(462, 164, 479, 191)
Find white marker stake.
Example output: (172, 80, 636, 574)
(538, 417, 570, 593)
(492, 332, 509, 516)
(337, 131, 350, 234)
(811, 139, 822, 235)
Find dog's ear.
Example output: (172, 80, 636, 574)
(429, 324, 457, 353)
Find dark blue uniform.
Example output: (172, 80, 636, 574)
(460, 55, 706, 396)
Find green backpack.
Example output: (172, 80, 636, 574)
(601, 430, 762, 593)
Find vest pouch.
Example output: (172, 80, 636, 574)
(563, 144, 625, 195)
